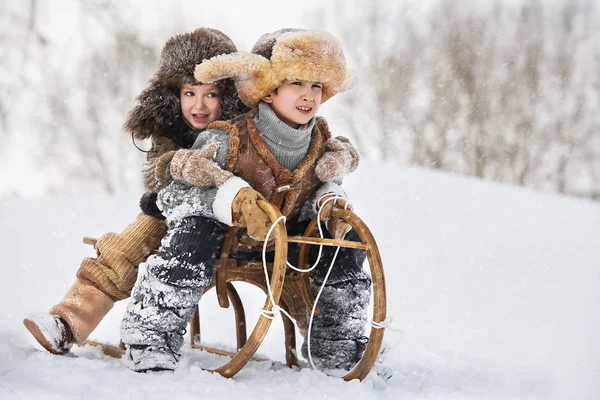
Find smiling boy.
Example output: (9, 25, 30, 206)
(264, 80, 323, 127)
(121, 29, 368, 373)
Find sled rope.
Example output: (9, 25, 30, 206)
(305, 194, 347, 372)
(260, 193, 346, 321)
(371, 317, 392, 329)
(311, 196, 395, 335)
(283, 193, 347, 273)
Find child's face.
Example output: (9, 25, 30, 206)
(262, 80, 323, 128)
(180, 84, 221, 130)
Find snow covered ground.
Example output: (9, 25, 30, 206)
(1, 161, 599, 400)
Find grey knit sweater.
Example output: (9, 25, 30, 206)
(255, 102, 314, 170)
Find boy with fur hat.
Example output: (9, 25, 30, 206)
(23, 27, 247, 355)
(121, 28, 369, 373)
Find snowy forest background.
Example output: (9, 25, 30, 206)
(2, 2, 599, 398)
(1, 0, 599, 200)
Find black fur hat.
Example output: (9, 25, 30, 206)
(124, 28, 248, 141)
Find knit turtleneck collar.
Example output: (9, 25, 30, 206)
(254, 101, 315, 151)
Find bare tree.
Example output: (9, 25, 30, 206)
(0, 0, 48, 139)
(2, 0, 218, 197)
(43, 30, 157, 195)
(5, 1, 159, 196)
(330, 0, 600, 200)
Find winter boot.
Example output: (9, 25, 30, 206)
(23, 313, 74, 355)
(301, 278, 371, 371)
(24, 278, 114, 354)
(302, 335, 368, 370)
(48, 278, 114, 346)
(126, 344, 180, 373)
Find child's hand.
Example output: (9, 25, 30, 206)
(317, 193, 353, 239)
(170, 144, 233, 187)
(315, 136, 359, 182)
(231, 188, 272, 242)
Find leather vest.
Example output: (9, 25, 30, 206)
(209, 109, 331, 247)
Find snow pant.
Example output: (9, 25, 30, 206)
(51, 213, 167, 344)
(291, 225, 371, 371)
(121, 216, 370, 371)
(121, 216, 225, 370)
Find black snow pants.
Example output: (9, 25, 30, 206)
(121, 215, 371, 371)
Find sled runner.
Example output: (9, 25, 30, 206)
(83, 200, 386, 381)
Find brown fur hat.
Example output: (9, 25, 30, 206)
(124, 28, 248, 140)
(194, 29, 357, 108)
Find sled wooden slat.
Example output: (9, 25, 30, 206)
(191, 283, 247, 351)
(334, 207, 386, 382)
(82, 237, 97, 246)
(84, 340, 125, 359)
(206, 200, 288, 378)
(287, 236, 367, 250)
(190, 343, 268, 363)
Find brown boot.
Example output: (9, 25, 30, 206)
(24, 279, 114, 354)
(50, 279, 114, 345)
(23, 313, 74, 355)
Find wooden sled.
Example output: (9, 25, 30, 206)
(83, 201, 386, 381)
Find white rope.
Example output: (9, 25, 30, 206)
(302, 195, 351, 371)
(371, 317, 393, 329)
(305, 245, 341, 371)
(371, 316, 404, 364)
(284, 194, 349, 273)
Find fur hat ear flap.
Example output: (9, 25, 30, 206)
(194, 52, 269, 83)
(123, 84, 180, 140)
(195, 52, 278, 108)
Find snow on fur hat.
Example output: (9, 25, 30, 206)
(124, 27, 247, 140)
(194, 28, 357, 108)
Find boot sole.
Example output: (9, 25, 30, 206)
(23, 318, 67, 355)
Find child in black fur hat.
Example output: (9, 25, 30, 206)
(23, 28, 248, 356)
